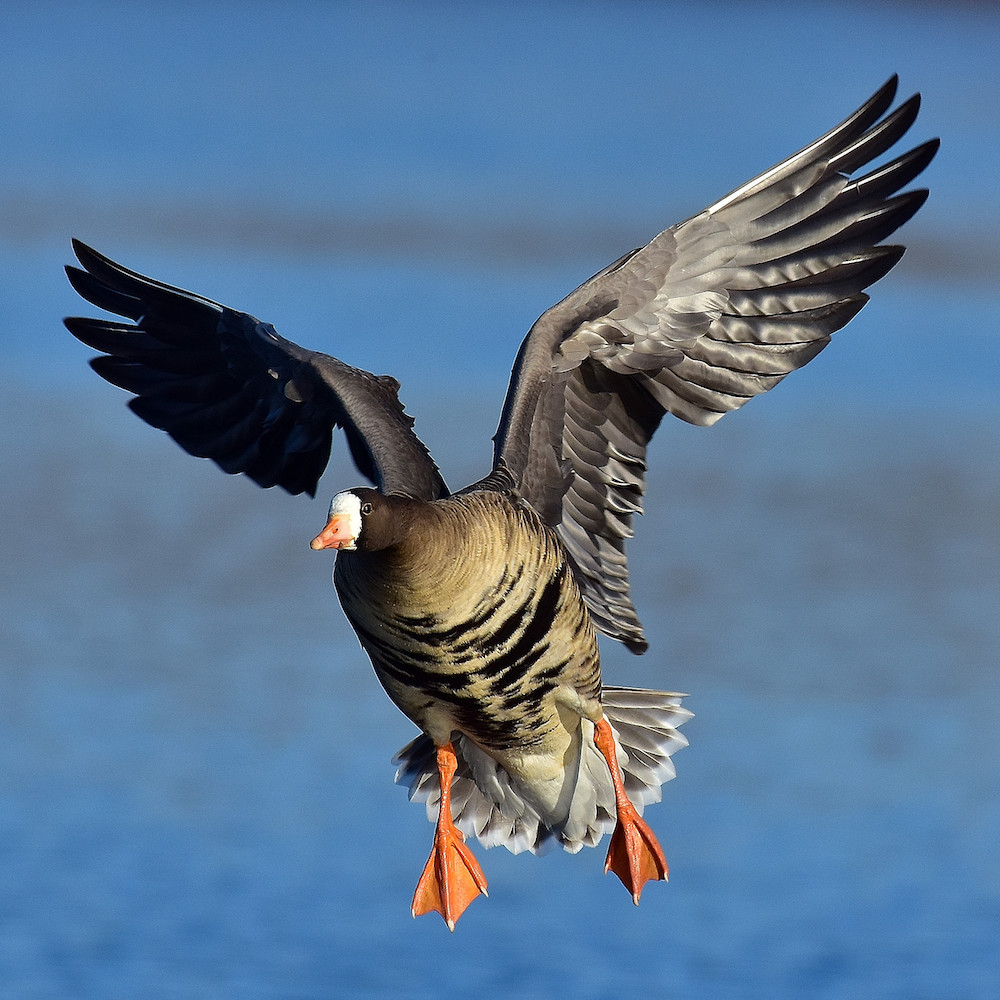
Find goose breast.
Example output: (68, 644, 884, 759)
(331, 489, 602, 771)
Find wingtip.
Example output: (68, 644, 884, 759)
(867, 73, 899, 115)
(64, 262, 92, 296)
(69, 238, 108, 274)
(70, 237, 93, 265)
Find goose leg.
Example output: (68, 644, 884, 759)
(593, 717, 668, 903)
(411, 741, 489, 930)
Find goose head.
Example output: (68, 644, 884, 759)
(309, 488, 413, 553)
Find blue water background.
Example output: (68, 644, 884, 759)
(1, 2, 998, 998)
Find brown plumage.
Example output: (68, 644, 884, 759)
(64, 76, 937, 929)
(332, 490, 603, 756)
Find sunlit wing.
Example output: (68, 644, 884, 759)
(492, 76, 938, 651)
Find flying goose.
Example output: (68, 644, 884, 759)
(65, 76, 937, 930)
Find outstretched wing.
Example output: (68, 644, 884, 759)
(64, 240, 448, 501)
(492, 76, 938, 652)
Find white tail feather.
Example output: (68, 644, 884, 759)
(393, 686, 692, 856)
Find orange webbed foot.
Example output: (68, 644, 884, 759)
(410, 742, 488, 930)
(593, 716, 669, 904)
(411, 821, 488, 931)
(603, 796, 668, 904)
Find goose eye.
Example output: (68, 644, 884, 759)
(361, 502, 374, 516)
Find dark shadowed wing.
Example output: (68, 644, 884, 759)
(64, 240, 448, 501)
(492, 76, 938, 652)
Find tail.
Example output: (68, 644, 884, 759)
(393, 687, 692, 856)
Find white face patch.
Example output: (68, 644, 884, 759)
(328, 490, 363, 550)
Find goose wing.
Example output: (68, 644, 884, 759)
(64, 240, 448, 501)
(492, 76, 938, 652)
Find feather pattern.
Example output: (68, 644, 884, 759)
(491, 75, 938, 653)
(65, 242, 447, 500)
(394, 687, 692, 854)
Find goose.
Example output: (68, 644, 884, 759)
(65, 76, 937, 930)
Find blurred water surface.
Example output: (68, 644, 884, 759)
(2, 2, 999, 998)
(4, 389, 998, 1000)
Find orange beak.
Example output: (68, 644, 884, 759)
(309, 514, 357, 551)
